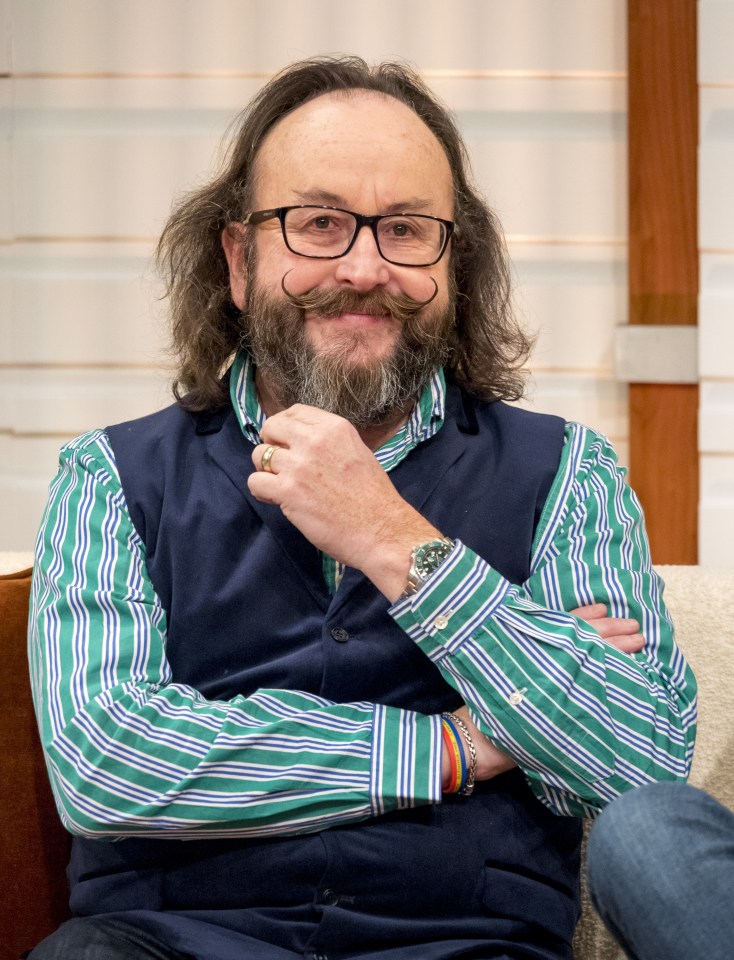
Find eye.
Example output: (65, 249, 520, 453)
(311, 215, 333, 230)
(299, 212, 350, 233)
(387, 220, 414, 238)
(381, 216, 432, 244)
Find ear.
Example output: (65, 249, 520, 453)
(221, 223, 248, 309)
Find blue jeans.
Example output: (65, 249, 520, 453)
(27, 916, 196, 960)
(586, 782, 734, 960)
(27, 914, 531, 959)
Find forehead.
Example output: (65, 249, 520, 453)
(252, 90, 454, 215)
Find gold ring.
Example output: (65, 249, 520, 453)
(260, 444, 277, 473)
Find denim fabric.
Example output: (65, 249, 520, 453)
(586, 782, 734, 960)
(27, 916, 196, 960)
(26, 913, 543, 960)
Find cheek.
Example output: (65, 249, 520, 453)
(394, 252, 451, 305)
(255, 234, 334, 295)
(408, 271, 447, 307)
(277, 260, 337, 295)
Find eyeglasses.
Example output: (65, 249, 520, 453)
(242, 205, 455, 267)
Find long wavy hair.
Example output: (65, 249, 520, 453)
(157, 56, 533, 410)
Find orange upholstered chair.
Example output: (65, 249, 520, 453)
(0, 567, 71, 960)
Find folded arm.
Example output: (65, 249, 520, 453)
(391, 424, 697, 816)
(29, 431, 442, 839)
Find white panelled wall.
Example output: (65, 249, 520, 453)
(699, 1, 734, 567)
(1, 1, 629, 550)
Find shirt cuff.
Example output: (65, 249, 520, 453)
(369, 705, 443, 817)
(389, 541, 510, 662)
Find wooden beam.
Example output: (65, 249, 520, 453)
(628, 0, 698, 563)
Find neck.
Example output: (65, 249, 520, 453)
(255, 370, 414, 451)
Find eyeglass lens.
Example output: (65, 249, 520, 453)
(283, 208, 446, 265)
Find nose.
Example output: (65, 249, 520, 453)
(333, 223, 391, 291)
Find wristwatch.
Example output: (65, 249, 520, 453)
(400, 536, 456, 599)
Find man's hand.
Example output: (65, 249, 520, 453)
(449, 706, 517, 785)
(570, 603, 645, 654)
(249, 405, 440, 600)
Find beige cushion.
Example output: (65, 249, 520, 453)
(574, 565, 734, 959)
(0, 551, 34, 575)
(662, 566, 734, 809)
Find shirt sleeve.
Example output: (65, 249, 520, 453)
(29, 429, 442, 839)
(390, 422, 698, 817)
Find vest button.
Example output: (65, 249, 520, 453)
(331, 627, 349, 643)
(322, 888, 340, 905)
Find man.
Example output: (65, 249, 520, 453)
(28, 57, 696, 960)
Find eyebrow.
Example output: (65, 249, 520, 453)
(292, 189, 436, 214)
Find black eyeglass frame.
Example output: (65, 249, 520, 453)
(242, 205, 455, 267)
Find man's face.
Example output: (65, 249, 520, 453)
(223, 90, 456, 424)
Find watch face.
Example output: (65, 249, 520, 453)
(415, 539, 453, 578)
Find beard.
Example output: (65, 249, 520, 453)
(241, 271, 455, 428)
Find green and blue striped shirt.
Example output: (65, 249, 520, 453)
(28, 356, 697, 837)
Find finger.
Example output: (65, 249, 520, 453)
(571, 603, 607, 619)
(260, 404, 332, 445)
(247, 470, 278, 504)
(260, 419, 293, 447)
(252, 442, 282, 474)
(591, 617, 641, 640)
(604, 633, 645, 654)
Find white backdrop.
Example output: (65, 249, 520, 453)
(0, 0, 644, 553)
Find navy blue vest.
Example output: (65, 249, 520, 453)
(68, 383, 581, 959)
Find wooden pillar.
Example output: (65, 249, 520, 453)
(627, 0, 699, 563)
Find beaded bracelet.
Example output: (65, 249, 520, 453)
(442, 712, 477, 796)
